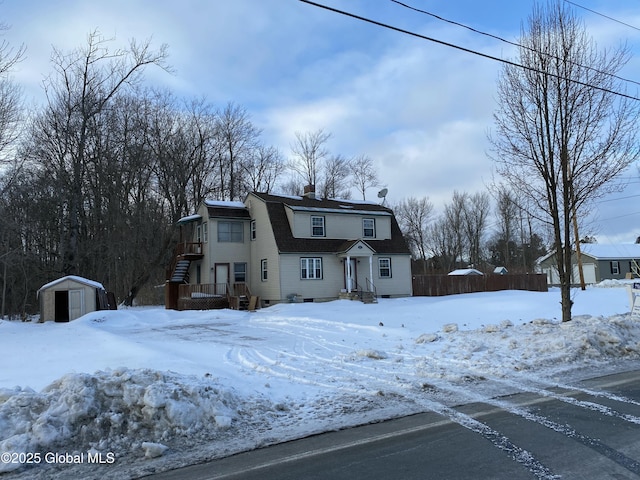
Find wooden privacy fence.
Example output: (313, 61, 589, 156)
(412, 274, 548, 297)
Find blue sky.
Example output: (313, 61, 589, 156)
(3, 0, 640, 243)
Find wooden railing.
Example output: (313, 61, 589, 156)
(178, 283, 228, 299)
(175, 242, 203, 257)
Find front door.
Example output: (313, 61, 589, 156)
(215, 263, 229, 295)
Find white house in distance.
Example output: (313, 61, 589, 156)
(165, 188, 413, 310)
(537, 243, 640, 285)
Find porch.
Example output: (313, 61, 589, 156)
(172, 282, 258, 311)
(337, 241, 378, 304)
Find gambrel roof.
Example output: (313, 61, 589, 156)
(251, 192, 411, 255)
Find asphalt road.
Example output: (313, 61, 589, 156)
(146, 369, 640, 480)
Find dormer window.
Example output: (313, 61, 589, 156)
(363, 218, 375, 238)
(311, 216, 325, 237)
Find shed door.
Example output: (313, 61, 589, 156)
(54, 290, 70, 322)
(68, 289, 85, 320)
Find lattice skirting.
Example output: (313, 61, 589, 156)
(177, 297, 229, 311)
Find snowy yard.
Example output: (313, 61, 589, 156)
(1, 282, 640, 479)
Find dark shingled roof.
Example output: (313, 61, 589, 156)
(206, 204, 250, 219)
(252, 192, 411, 255)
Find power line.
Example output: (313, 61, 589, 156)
(598, 193, 640, 203)
(391, 0, 640, 89)
(299, 0, 640, 102)
(563, 0, 640, 32)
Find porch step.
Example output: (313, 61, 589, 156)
(360, 291, 377, 304)
(339, 291, 377, 303)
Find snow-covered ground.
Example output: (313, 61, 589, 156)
(1, 281, 640, 479)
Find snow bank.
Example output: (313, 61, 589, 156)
(0, 369, 239, 474)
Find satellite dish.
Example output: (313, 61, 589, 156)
(377, 188, 388, 205)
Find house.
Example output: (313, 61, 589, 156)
(38, 275, 110, 322)
(537, 243, 640, 285)
(165, 188, 413, 309)
(493, 266, 508, 275)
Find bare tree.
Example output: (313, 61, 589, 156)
(289, 129, 331, 188)
(0, 21, 24, 165)
(215, 102, 260, 200)
(30, 30, 169, 275)
(242, 145, 285, 194)
(490, 1, 639, 321)
(428, 216, 458, 272)
(444, 191, 468, 268)
(351, 154, 379, 200)
(395, 196, 434, 273)
(319, 154, 351, 199)
(462, 191, 490, 269)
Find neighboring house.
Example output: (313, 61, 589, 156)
(38, 275, 110, 322)
(537, 243, 640, 285)
(166, 188, 413, 309)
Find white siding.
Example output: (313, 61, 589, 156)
(290, 209, 392, 240)
(247, 196, 282, 302)
(192, 203, 250, 285)
(279, 254, 344, 301)
(372, 255, 413, 297)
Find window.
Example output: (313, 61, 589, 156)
(301, 257, 322, 279)
(611, 261, 620, 275)
(250, 220, 256, 240)
(363, 218, 375, 238)
(632, 260, 640, 276)
(234, 263, 247, 283)
(202, 222, 208, 242)
(261, 259, 268, 281)
(311, 216, 325, 237)
(196, 224, 202, 243)
(379, 258, 391, 278)
(218, 221, 243, 242)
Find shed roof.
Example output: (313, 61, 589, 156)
(448, 268, 484, 276)
(38, 275, 105, 293)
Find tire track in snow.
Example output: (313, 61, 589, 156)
(224, 315, 637, 477)
(414, 396, 560, 480)
(427, 381, 640, 477)
(421, 354, 640, 426)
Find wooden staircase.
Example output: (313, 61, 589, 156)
(227, 283, 260, 311)
(170, 259, 191, 283)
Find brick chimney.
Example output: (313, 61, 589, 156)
(303, 184, 316, 199)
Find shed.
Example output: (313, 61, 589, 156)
(448, 268, 484, 276)
(38, 275, 109, 322)
(493, 266, 508, 275)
